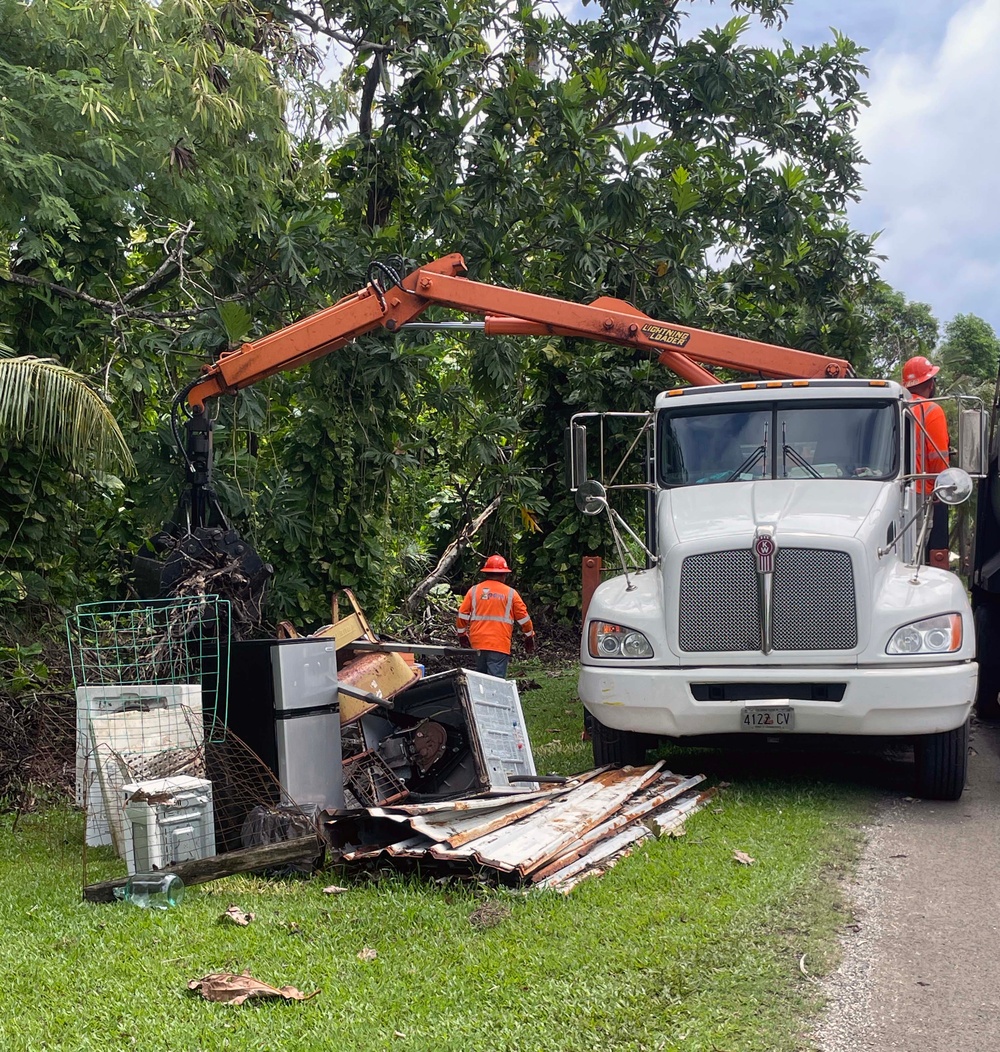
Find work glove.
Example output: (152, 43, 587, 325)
(458, 633, 472, 650)
(524, 636, 536, 656)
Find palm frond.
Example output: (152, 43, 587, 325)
(0, 356, 135, 477)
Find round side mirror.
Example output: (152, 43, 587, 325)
(575, 479, 608, 516)
(932, 467, 974, 506)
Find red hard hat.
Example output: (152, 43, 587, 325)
(901, 356, 940, 389)
(481, 554, 512, 574)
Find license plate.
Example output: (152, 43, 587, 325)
(741, 706, 794, 731)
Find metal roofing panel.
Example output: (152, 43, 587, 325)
(409, 797, 556, 847)
(366, 779, 583, 817)
(432, 762, 665, 874)
(528, 774, 705, 882)
(536, 825, 652, 891)
(536, 787, 717, 891)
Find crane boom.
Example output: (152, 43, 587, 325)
(137, 252, 855, 616)
(186, 253, 852, 409)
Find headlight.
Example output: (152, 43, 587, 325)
(588, 620, 654, 659)
(886, 614, 962, 655)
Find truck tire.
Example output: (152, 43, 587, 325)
(591, 716, 650, 767)
(974, 606, 1000, 720)
(913, 719, 969, 801)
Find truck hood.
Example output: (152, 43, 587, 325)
(664, 480, 887, 545)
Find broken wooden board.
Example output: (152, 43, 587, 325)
(83, 834, 324, 903)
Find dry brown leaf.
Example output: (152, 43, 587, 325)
(733, 850, 756, 866)
(322, 885, 349, 895)
(357, 947, 378, 961)
(218, 905, 255, 926)
(187, 971, 318, 1005)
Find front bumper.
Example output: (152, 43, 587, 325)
(579, 662, 977, 738)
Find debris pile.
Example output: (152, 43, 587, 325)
(70, 588, 718, 901)
(323, 761, 716, 893)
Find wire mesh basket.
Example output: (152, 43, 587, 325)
(67, 596, 229, 736)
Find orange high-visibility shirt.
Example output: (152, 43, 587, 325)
(455, 581, 535, 655)
(911, 395, 949, 494)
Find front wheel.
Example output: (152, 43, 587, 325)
(913, 719, 969, 801)
(590, 715, 651, 767)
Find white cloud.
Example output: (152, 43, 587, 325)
(850, 0, 1000, 332)
(537, 1, 1000, 333)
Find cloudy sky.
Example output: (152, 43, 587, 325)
(682, 0, 1000, 337)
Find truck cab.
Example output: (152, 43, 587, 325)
(574, 378, 981, 800)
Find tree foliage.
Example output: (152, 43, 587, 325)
(937, 313, 1000, 388)
(0, 0, 881, 625)
(855, 283, 938, 380)
(0, 356, 134, 476)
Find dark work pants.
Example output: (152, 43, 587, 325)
(475, 649, 510, 679)
(926, 499, 949, 557)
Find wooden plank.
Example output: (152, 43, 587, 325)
(311, 612, 373, 651)
(83, 835, 324, 903)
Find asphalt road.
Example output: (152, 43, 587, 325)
(813, 718, 1000, 1051)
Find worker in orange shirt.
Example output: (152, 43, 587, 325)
(902, 355, 950, 567)
(456, 555, 536, 678)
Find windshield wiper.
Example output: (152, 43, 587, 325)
(782, 445, 822, 478)
(726, 421, 769, 482)
(781, 423, 821, 479)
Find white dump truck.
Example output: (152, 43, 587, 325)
(573, 378, 985, 799)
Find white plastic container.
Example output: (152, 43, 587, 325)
(120, 775, 215, 875)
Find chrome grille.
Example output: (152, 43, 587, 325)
(773, 549, 857, 650)
(678, 548, 857, 652)
(679, 550, 759, 652)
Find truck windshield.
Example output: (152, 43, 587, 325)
(657, 400, 898, 486)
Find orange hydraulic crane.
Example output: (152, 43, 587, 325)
(185, 253, 851, 409)
(136, 253, 853, 602)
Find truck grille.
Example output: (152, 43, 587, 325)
(678, 548, 857, 652)
(679, 550, 758, 652)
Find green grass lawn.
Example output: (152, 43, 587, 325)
(0, 659, 875, 1052)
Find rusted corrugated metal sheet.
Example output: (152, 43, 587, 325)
(528, 773, 707, 882)
(324, 763, 718, 889)
(430, 764, 666, 875)
(413, 797, 559, 848)
(535, 786, 718, 892)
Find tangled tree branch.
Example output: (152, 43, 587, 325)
(269, 2, 392, 53)
(403, 496, 502, 613)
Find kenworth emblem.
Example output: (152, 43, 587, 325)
(754, 529, 776, 574)
(754, 527, 776, 654)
